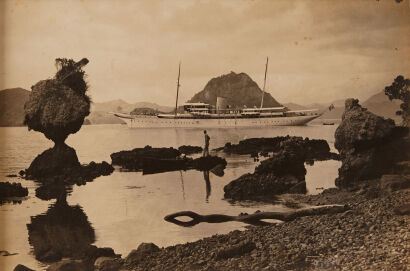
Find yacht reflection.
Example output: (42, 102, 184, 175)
(27, 190, 95, 262)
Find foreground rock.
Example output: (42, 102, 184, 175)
(126, 243, 160, 264)
(13, 264, 35, 271)
(0, 182, 28, 202)
(46, 259, 88, 271)
(215, 136, 339, 161)
(335, 98, 409, 187)
(123, 187, 409, 271)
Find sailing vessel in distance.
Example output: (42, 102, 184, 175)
(113, 59, 322, 128)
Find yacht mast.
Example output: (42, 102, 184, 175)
(175, 62, 181, 118)
(260, 57, 269, 109)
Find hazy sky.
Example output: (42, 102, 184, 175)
(1, 0, 409, 106)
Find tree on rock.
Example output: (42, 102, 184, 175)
(384, 75, 410, 126)
(24, 58, 91, 145)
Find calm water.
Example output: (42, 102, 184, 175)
(0, 124, 340, 270)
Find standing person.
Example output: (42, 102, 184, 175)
(203, 130, 210, 157)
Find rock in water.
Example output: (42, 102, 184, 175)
(13, 265, 35, 271)
(217, 136, 338, 161)
(334, 98, 409, 187)
(24, 58, 90, 144)
(191, 156, 227, 171)
(25, 144, 81, 180)
(0, 182, 28, 199)
(178, 145, 203, 155)
(224, 138, 309, 200)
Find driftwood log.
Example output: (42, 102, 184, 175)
(164, 204, 348, 227)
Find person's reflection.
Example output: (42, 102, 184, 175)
(27, 189, 95, 263)
(203, 170, 211, 202)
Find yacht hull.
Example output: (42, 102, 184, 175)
(114, 114, 320, 128)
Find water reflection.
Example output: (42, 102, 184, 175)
(203, 171, 211, 202)
(27, 190, 95, 263)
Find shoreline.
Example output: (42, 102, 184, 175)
(122, 185, 409, 271)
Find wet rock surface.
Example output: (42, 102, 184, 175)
(178, 145, 203, 155)
(224, 173, 305, 201)
(223, 137, 336, 200)
(111, 145, 226, 174)
(215, 136, 339, 161)
(335, 98, 409, 187)
(125, 243, 160, 264)
(123, 187, 409, 271)
(111, 145, 181, 171)
(46, 259, 88, 271)
(23, 144, 114, 191)
(190, 156, 227, 171)
(94, 256, 124, 271)
(13, 264, 35, 271)
(0, 181, 28, 202)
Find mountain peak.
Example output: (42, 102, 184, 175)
(189, 72, 281, 108)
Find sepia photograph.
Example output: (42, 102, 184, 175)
(0, 0, 409, 270)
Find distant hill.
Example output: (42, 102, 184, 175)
(285, 92, 402, 122)
(92, 99, 173, 114)
(283, 103, 307, 110)
(188, 72, 282, 108)
(89, 100, 173, 124)
(130, 107, 166, 115)
(0, 88, 30, 126)
(363, 91, 401, 122)
(86, 111, 126, 125)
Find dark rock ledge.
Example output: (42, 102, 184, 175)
(0, 181, 28, 204)
(110, 145, 226, 174)
(223, 136, 338, 201)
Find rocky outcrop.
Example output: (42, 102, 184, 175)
(111, 146, 181, 171)
(111, 145, 226, 174)
(191, 156, 227, 171)
(334, 98, 409, 187)
(13, 264, 35, 271)
(224, 138, 313, 200)
(380, 175, 410, 193)
(94, 257, 124, 271)
(24, 144, 113, 188)
(0, 182, 28, 201)
(24, 58, 90, 144)
(223, 136, 340, 200)
(216, 136, 339, 161)
(46, 259, 88, 271)
(178, 145, 203, 155)
(188, 71, 281, 108)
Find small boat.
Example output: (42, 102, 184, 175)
(322, 121, 335, 125)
